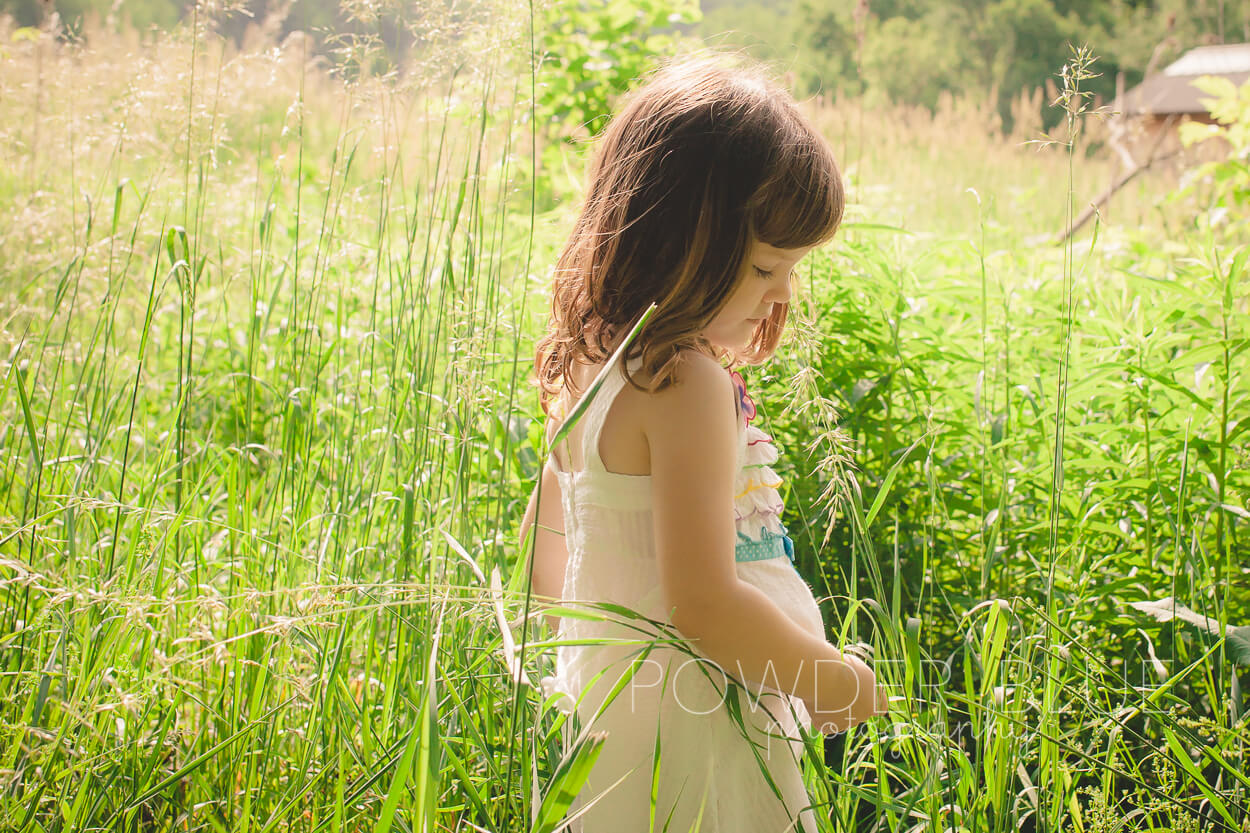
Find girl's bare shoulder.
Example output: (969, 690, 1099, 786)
(641, 350, 739, 518)
(636, 350, 735, 435)
(553, 350, 735, 476)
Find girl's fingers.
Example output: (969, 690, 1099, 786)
(842, 642, 873, 662)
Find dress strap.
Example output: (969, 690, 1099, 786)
(578, 354, 641, 474)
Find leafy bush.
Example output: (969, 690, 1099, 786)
(534, 0, 700, 146)
(1178, 75, 1250, 238)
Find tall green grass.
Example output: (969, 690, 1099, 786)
(757, 48, 1248, 833)
(1, 9, 1247, 833)
(0, 11, 562, 830)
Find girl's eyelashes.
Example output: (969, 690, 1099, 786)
(755, 265, 797, 280)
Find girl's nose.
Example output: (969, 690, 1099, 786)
(768, 272, 794, 304)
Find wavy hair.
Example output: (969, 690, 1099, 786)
(534, 56, 844, 413)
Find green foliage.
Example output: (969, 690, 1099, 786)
(758, 184, 1250, 655)
(1179, 76, 1250, 237)
(1131, 597, 1250, 666)
(3, 5, 1250, 831)
(696, 1, 796, 68)
(534, 0, 700, 145)
(0, 0, 181, 31)
(1102, 0, 1244, 80)
(859, 9, 969, 108)
(794, 0, 864, 96)
(981, 0, 1083, 108)
(753, 206, 1250, 824)
(749, 0, 1242, 130)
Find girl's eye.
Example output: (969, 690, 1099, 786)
(753, 266, 773, 279)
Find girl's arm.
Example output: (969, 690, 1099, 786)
(645, 353, 882, 733)
(518, 457, 568, 633)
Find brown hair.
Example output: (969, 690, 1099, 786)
(534, 55, 844, 414)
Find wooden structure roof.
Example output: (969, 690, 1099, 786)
(1121, 43, 1250, 116)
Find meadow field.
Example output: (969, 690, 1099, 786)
(0, 7, 1247, 833)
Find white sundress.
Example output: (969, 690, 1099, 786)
(539, 355, 828, 833)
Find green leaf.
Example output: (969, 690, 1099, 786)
(374, 626, 440, 833)
(1226, 626, 1250, 666)
(442, 742, 490, 822)
(863, 434, 929, 529)
(1125, 365, 1214, 413)
(1226, 246, 1247, 309)
(1192, 75, 1239, 108)
(548, 302, 656, 451)
(1179, 120, 1223, 148)
(904, 617, 921, 696)
(532, 731, 607, 833)
(1163, 727, 1238, 827)
(13, 363, 40, 470)
(1130, 597, 1219, 631)
(1130, 597, 1250, 666)
(980, 600, 1010, 697)
(841, 222, 913, 235)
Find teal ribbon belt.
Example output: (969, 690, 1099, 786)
(734, 525, 795, 563)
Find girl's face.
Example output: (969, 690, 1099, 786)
(702, 240, 814, 352)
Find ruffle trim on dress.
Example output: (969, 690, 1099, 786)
(734, 423, 788, 542)
(744, 424, 779, 463)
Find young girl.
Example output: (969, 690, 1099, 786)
(520, 57, 885, 833)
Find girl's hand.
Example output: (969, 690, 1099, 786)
(804, 653, 886, 735)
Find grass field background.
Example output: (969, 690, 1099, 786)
(1, 8, 1247, 832)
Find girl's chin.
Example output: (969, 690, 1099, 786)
(704, 322, 760, 353)
(707, 336, 753, 354)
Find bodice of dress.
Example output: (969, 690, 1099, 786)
(540, 355, 825, 714)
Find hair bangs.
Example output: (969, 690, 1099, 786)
(750, 128, 844, 250)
